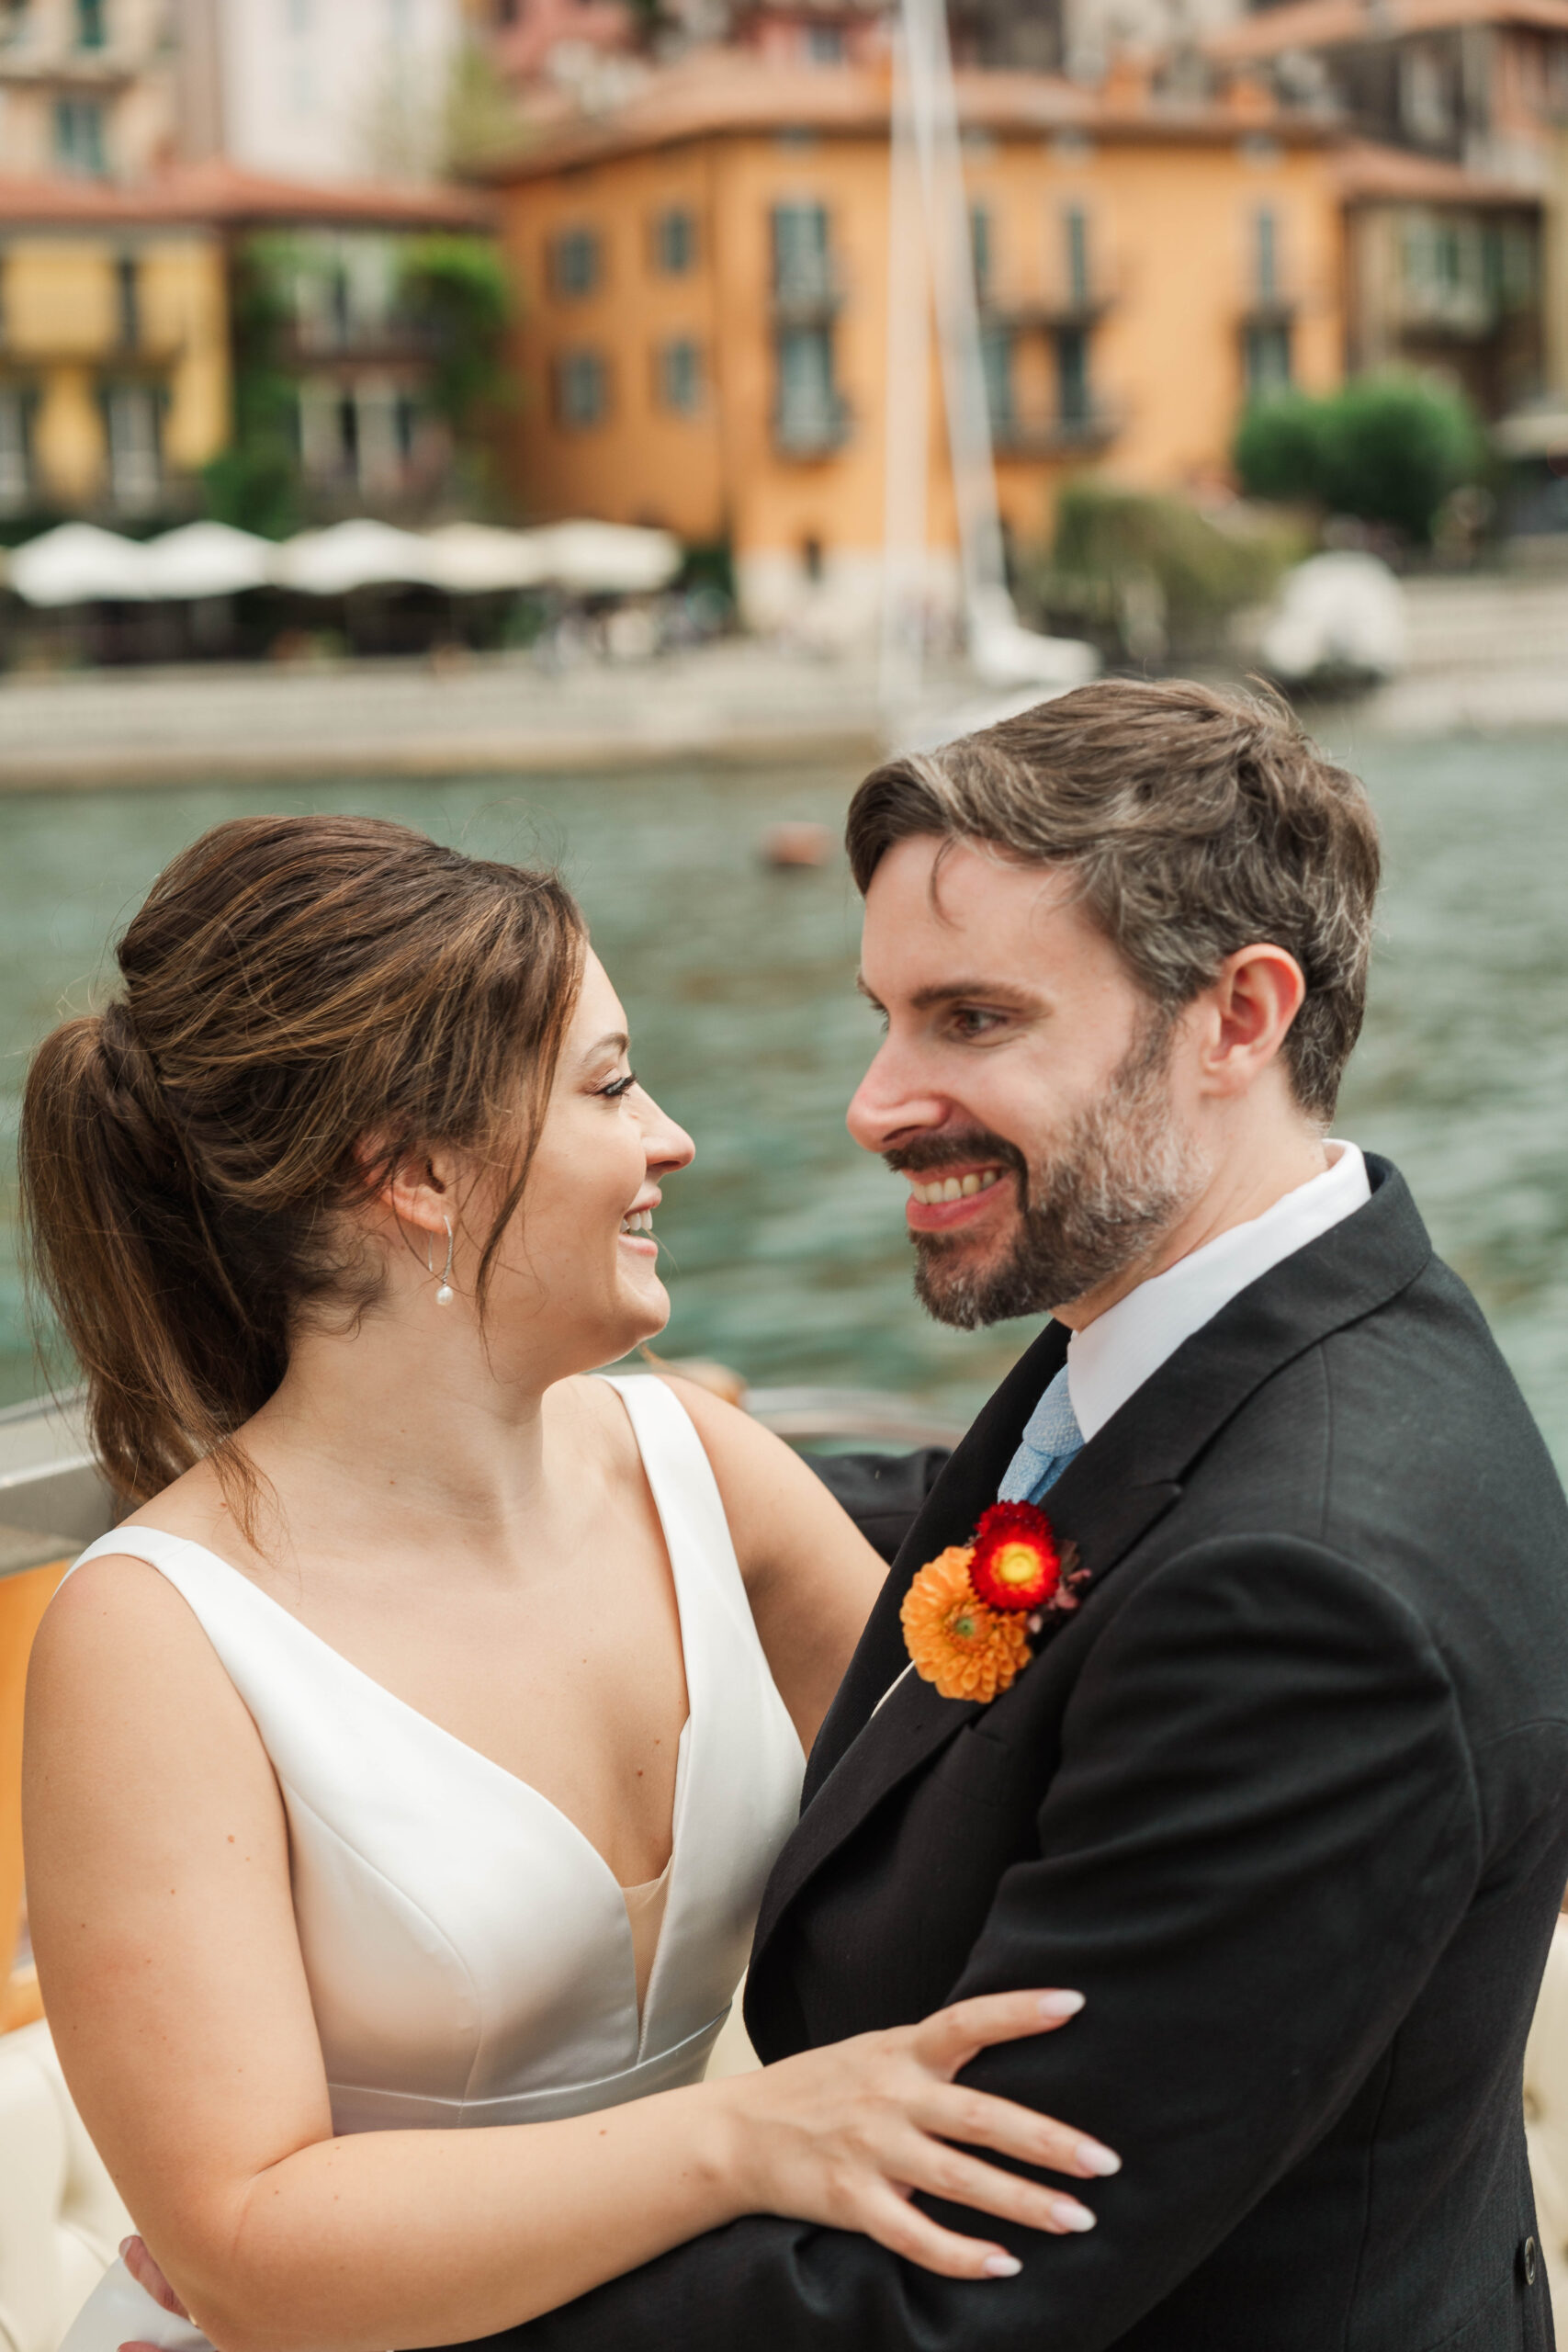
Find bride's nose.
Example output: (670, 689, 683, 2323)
(637, 1090, 695, 1178)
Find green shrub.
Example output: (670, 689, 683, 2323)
(1028, 481, 1302, 660)
(1234, 375, 1486, 543)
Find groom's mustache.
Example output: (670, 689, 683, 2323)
(883, 1131, 1030, 1196)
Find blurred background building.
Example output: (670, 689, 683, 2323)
(491, 51, 1345, 632)
(0, 0, 1559, 634)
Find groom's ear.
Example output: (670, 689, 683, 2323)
(1196, 944, 1308, 1099)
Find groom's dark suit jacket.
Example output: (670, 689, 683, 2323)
(500, 1157, 1568, 2352)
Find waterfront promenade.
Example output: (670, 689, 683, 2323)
(0, 572, 1563, 791)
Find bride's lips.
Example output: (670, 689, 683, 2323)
(903, 1166, 1011, 1235)
(618, 1189, 660, 1258)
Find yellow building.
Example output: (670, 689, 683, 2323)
(491, 51, 1348, 630)
(0, 178, 229, 515)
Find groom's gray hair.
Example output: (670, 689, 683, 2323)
(846, 677, 1380, 1123)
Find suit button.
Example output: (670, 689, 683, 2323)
(1523, 2236, 1539, 2287)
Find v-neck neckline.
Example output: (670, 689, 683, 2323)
(109, 1385, 697, 1921)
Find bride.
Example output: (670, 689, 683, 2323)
(20, 815, 1115, 2352)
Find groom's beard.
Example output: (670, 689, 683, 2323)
(888, 1009, 1209, 1329)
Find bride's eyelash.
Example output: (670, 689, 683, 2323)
(598, 1070, 637, 1101)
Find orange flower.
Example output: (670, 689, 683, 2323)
(901, 1546, 1033, 1704)
(970, 1501, 1061, 1613)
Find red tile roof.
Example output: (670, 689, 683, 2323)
(1209, 0, 1568, 59)
(1334, 134, 1544, 198)
(0, 162, 492, 229)
(484, 49, 1332, 177)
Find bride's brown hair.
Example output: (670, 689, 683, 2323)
(19, 813, 586, 1507)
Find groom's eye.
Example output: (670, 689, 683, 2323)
(950, 1007, 1007, 1037)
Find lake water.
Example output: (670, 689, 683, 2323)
(1, 729, 1566, 1465)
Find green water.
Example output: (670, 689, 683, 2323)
(2, 732, 1566, 1464)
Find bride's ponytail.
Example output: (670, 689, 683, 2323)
(19, 815, 585, 1508)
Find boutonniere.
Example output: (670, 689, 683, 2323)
(900, 1501, 1089, 1703)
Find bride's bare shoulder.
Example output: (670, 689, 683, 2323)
(28, 1531, 240, 1733)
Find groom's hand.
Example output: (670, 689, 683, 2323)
(117, 2231, 190, 2349)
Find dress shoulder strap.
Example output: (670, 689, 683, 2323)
(596, 1374, 748, 1616)
(64, 1525, 284, 1672)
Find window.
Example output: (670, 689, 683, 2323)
(556, 348, 608, 426)
(1255, 208, 1279, 305)
(1401, 45, 1453, 144)
(652, 208, 696, 275)
(75, 0, 106, 47)
(775, 322, 841, 449)
(806, 24, 842, 61)
(550, 227, 602, 299)
(1244, 321, 1292, 401)
(772, 202, 832, 306)
(980, 323, 1013, 430)
(116, 255, 139, 349)
(969, 205, 992, 302)
(657, 337, 703, 413)
(102, 380, 162, 511)
(1055, 325, 1089, 425)
(0, 385, 33, 511)
(335, 390, 359, 478)
(1065, 206, 1089, 309)
(53, 96, 107, 175)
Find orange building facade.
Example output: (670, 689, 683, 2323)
(492, 57, 1347, 630)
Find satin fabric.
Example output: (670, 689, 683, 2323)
(57, 1374, 804, 2352)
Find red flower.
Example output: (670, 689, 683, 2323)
(969, 1500, 1062, 1613)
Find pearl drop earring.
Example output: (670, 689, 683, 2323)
(428, 1216, 455, 1306)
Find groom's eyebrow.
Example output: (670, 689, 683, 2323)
(854, 973, 1043, 1013)
(907, 980, 1041, 1012)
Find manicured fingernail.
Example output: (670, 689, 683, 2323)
(1051, 2197, 1097, 2232)
(118, 2241, 134, 2261)
(984, 2253, 1022, 2278)
(1040, 1990, 1085, 2018)
(1077, 2139, 1122, 2177)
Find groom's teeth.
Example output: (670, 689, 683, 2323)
(908, 1170, 1001, 1206)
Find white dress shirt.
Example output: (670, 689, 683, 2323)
(1066, 1142, 1371, 1443)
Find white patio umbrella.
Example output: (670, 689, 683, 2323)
(138, 522, 276, 599)
(7, 523, 158, 606)
(272, 520, 447, 596)
(423, 523, 553, 594)
(527, 522, 682, 595)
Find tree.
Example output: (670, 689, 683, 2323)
(1234, 375, 1487, 543)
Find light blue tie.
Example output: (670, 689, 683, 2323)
(998, 1363, 1085, 1504)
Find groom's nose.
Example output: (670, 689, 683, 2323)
(847, 1039, 952, 1155)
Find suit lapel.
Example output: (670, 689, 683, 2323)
(753, 1157, 1432, 1973)
(804, 1317, 1068, 1799)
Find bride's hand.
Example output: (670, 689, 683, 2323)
(717, 1988, 1119, 2279)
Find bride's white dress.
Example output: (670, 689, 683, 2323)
(57, 1374, 806, 2352)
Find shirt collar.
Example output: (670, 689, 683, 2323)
(1066, 1142, 1371, 1444)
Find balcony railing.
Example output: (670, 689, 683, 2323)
(773, 391, 852, 457)
(771, 256, 845, 322)
(989, 401, 1122, 458)
(980, 273, 1120, 330)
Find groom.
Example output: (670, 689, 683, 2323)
(491, 679, 1568, 2346)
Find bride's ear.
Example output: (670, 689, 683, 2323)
(350, 1134, 456, 1244)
